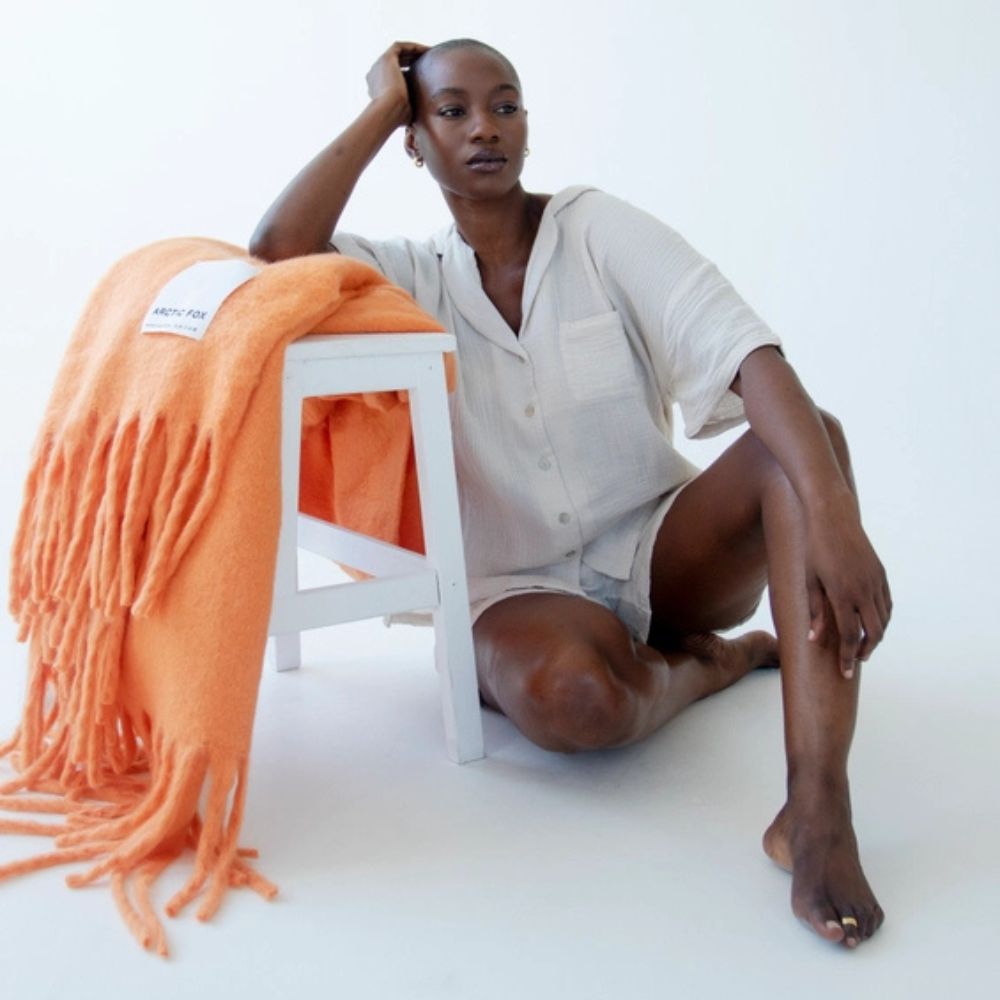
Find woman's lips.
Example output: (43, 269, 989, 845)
(467, 156, 507, 172)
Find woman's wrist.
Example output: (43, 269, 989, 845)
(802, 479, 859, 525)
(367, 90, 411, 131)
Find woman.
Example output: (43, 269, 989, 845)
(250, 38, 891, 948)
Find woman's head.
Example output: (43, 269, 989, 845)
(405, 39, 521, 119)
(404, 39, 528, 199)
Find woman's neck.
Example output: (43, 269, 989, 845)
(445, 185, 546, 270)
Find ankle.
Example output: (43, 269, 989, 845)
(786, 765, 852, 812)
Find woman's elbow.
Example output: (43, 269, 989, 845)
(247, 226, 283, 262)
(248, 226, 327, 263)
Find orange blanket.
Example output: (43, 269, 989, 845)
(0, 238, 448, 954)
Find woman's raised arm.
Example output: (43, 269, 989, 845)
(249, 41, 427, 262)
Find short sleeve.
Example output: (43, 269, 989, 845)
(329, 232, 420, 299)
(582, 192, 782, 439)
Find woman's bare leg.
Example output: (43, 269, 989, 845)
(757, 467, 883, 947)
(474, 593, 776, 753)
(647, 415, 883, 948)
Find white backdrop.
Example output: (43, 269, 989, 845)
(0, 2, 998, 993)
(3, 0, 997, 668)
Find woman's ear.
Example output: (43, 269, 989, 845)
(403, 125, 420, 164)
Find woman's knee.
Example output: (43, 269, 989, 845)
(518, 642, 636, 753)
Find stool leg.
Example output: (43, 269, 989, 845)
(271, 508, 302, 672)
(408, 356, 485, 764)
(271, 371, 303, 672)
(271, 633, 302, 672)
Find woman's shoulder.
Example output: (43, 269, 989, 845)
(331, 229, 444, 300)
(546, 184, 608, 221)
(332, 229, 439, 260)
(550, 186, 687, 254)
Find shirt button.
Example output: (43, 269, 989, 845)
(524, 404, 536, 417)
(538, 457, 551, 470)
(558, 512, 571, 524)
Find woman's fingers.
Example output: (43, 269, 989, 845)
(858, 564, 892, 662)
(879, 577, 893, 625)
(805, 515, 892, 675)
(855, 600, 885, 663)
(393, 41, 430, 66)
(827, 573, 891, 672)
(807, 577, 827, 645)
(830, 598, 864, 678)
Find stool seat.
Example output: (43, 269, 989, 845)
(267, 332, 484, 764)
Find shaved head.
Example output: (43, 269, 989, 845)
(406, 39, 521, 121)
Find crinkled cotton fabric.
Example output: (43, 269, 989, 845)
(332, 186, 781, 640)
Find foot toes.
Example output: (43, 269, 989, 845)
(861, 902, 886, 940)
(796, 894, 874, 948)
(796, 896, 845, 943)
(838, 911, 861, 948)
(819, 917, 846, 943)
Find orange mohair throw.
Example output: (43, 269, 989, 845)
(1, 238, 449, 955)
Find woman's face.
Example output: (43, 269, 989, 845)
(406, 47, 528, 200)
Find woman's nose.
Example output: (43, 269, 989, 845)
(468, 110, 499, 142)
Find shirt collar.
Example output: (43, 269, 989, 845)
(437, 186, 597, 353)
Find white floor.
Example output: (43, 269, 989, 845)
(1, 550, 998, 999)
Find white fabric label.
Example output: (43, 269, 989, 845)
(141, 259, 261, 340)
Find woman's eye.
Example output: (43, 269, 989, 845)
(439, 107, 465, 118)
(496, 104, 519, 115)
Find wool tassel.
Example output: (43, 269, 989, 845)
(56, 742, 175, 849)
(117, 416, 164, 608)
(0, 817, 66, 837)
(133, 853, 175, 956)
(0, 794, 74, 815)
(130, 423, 200, 616)
(165, 756, 236, 917)
(112, 870, 154, 951)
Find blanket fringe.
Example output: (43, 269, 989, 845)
(3, 410, 276, 955)
(10, 413, 220, 629)
(5, 413, 217, 784)
(0, 725, 275, 955)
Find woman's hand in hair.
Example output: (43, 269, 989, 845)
(249, 42, 429, 260)
(366, 41, 429, 127)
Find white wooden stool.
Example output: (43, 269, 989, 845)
(267, 332, 484, 764)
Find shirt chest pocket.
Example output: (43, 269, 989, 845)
(559, 311, 636, 401)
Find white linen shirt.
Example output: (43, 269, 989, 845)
(332, 185, 781, 590)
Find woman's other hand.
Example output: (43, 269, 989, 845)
(804, 494, 892, 677)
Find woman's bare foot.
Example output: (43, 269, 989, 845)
(676, 629, 779, 699)
(763, 799, 884, 948)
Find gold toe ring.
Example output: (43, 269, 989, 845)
(840, 916, 859, 928)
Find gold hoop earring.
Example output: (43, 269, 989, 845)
(414, 155, 424, 168)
